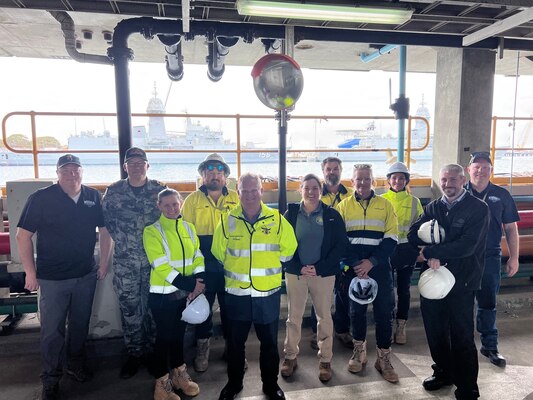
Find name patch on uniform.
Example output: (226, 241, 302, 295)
(84, 200, 96, 207)
(488, 196, 500, 203)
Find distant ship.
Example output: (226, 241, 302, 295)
(0, 87, 277, 166)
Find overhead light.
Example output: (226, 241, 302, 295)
(236, 0, 413, 25)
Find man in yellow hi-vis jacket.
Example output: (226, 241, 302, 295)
(212, 173, 297, 400)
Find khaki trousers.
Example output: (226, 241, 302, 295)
(284, 273, 336, 363)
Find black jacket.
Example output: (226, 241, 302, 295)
(284, 202, 348, 277)
(407, 191, 489, 291)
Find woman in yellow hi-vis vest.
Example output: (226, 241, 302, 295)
(381, 162, 423, 345)
(143, 189, 205, 400)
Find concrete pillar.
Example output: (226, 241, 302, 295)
(432, 48, 496, 195)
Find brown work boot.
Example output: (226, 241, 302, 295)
(347, 340, 367, 373)
(319, 362, 332, 382)
(194, 338, 210, 372)
(394, 319, 407, 345)
(335, 332, 354, 348)
(375, 347, 399, 383)
(171, 364, 200, 397)
(154, 374, 181, 400)
(280, 358, 298, 377)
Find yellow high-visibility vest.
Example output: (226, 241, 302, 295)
(381, 189, 423, 244)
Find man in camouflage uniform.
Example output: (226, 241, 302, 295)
(102, 147, 166, 379)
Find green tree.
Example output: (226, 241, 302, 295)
(6, 134, 32, 149)
(37, 136, 62, 149)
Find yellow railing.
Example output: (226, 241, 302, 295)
(2, 111, 430, 178)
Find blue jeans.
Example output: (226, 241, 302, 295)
(475, 254, 502, 351)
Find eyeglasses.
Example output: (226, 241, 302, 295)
(206, 164, 225, 172)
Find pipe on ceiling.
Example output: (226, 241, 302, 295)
(206, 35, 239, 82)
(48, 11, 113, 65)
(158, 34, 184, 81)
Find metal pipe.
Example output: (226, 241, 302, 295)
(48, 11, 113, 65)
(360, 44, 398, 63)
(207, 36, 239, 82)
(397, 45, 407, 162)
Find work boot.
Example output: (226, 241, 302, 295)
(375, 347, 399, 383)
(480, 347, 506, 367)
(394, 319, 407, 345)
(318, 362, 332, 382)
(280, 358, 298, 377)
(194, 338, 210, 372)
(65, 365, 93, 382)
(335, 332, 354, 348)
(171, 364, 200, 397)
(120, 355, 142, 379)
(154, 373, 181, 400)
(347, 340, 367, 373)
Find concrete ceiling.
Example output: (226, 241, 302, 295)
(0, 1, 532, 75)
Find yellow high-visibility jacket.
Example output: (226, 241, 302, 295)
(337, 191, 398, 269)
(381, 189, 423, 244)
(321, 183, 353, 208)
(143, 214, 205, 295)
(181, 186, 239, 236)
(211, 203, 297, 297)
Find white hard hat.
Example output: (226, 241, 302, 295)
(181, 294, 210, 324)
(418, 266, 455, 299)
(198, 153, 230, 176)
(418, 219, 445, 244)
(386, 162, 410, 180)
(349, 277, 378, 305)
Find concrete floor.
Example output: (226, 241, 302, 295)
(1, 277, 533, 400)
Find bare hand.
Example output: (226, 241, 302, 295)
(353, 259, 373, 279)
(301, 265, 317, 277)
(97, 264, 108, 280)
(427, 258, 441, 270)
(24, 273, 39, 292)
(505, 257, 519, 277)
(188, 279, 205, 301)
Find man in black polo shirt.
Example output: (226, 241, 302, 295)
(16, 154, 112, 400)
(466, 151, 520, 367)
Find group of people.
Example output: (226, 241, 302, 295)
(15, 148, 519, 400)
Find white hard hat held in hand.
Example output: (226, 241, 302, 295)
(181, 293, 210, 324)
(418, 266, 455, 299)
(418, 219, 445, 244)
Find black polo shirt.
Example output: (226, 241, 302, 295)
(466, 181, 520, 256)
(17, 184, 105, 280)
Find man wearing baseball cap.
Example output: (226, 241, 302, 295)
(16, 154, 112, 399)
(102, 147, 166, 378)
(466, 151, 520, 367)
(181, 153, 239, 372)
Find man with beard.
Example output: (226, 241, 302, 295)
(466, 152, 519, 367)
(181, 153, 239, 372)
(408, 164, 489, 400)
(320, 157, 353, 349)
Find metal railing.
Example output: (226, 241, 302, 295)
(2, 111, 430, 178)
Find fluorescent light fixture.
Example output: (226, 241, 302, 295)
(236, 0, 414, 25)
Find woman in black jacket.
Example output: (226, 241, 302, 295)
(280, 173, 348, 383)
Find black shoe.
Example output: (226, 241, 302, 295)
(263, 385, 286, 400)
(120, 355, 142, 379)
(423, 375, 453, 391)
(65, 365, 93, 382)
(480, 348, 506, 367)
(42, 383, 59, 400)
(218, 383, 243, 400)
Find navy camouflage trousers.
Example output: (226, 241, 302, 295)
(113, 259, 155, 357)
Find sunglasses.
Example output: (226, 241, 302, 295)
(206, 164, 225, 172)
(353, 163, 372, 170)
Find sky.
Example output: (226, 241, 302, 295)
(0, 57, 532, 149)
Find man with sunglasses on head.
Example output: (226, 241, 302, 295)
(466, 151, 520, 367)
(102, 147, 167, 379)
(181, 153, 239, 372)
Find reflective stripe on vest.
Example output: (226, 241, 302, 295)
(345, 219, 386, 229)
(226, 286, 280, 297)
